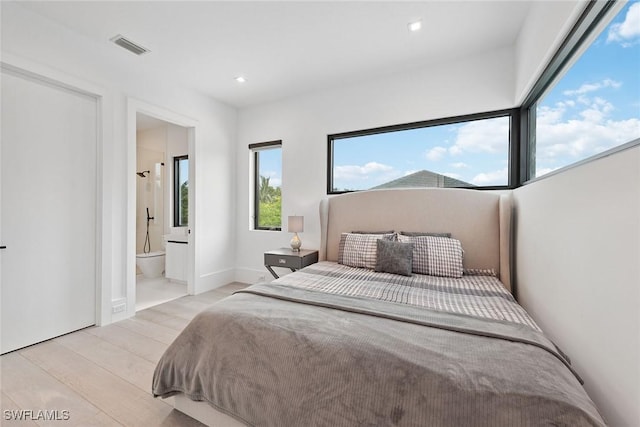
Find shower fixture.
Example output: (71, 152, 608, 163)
(136, 170, 150, 178)
(144, 207, 154, 254)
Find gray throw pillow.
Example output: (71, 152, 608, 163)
(351, 230, 395, 235)
(400, 231, 452, 238)
(375, 239, 413, 276)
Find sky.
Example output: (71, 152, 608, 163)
(534, 1, 640, 177)
(258, 147, 282, 188)
(261, 1, 640, 190)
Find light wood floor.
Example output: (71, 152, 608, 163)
(1, 282, 250, 426)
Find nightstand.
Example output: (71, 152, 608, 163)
(264, 248, 319, 279)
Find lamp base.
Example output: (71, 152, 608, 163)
(290, 233, 302, 252)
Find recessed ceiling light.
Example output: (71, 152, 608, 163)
(408, 20, 422, 32)
(235, 76, 247, 83)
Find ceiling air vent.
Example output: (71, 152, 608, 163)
(110, 34, 150, 56)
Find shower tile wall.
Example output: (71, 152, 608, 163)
(136, 122, 188, 256)
(136, 147, 164, 253)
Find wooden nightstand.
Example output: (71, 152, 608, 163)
(264, 248, 319, 279)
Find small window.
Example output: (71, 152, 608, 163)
(250, 141, 282, 230)
(527, 1, 640, 179)
(328, 111, 515, 194)
(174, 155, 188, 227)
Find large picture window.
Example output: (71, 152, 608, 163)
(525, 0, 639, 180)
(328, 111, 516, 194)
(329, 2, 638, 192)
(250, 141, 282, 230)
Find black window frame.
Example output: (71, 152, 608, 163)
(173, 155, 188, 227)
(519, 0, 633, 183)
(327, 1, 635, 193)
(327, 109, 520, 195)
(250, 140, 282, 231)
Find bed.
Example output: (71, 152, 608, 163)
(153, 188, 605, 426)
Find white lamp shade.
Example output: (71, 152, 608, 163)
(288, 216, 304, 233)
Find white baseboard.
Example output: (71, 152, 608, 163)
(234, 267, 274, 285)
(194, 268, 236, 294)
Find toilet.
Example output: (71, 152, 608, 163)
(136, 251, 166, 278)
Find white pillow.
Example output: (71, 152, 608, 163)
(338, 232, 395, 269)
(397, 234, 464, 278)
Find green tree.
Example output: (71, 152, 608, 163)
(258, 175, 281, 228)
(180, 180, 188, 225)
(259, 176, 278, 203)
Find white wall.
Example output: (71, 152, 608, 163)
(1, 3, 238, 324)
(513, 146, 640, 427)
(514, 0, 585, 103)
(235, 47, 516, 282)
(233, 0, 588, 282)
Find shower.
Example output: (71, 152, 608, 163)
(144, 207, 154, 254)
(136, 170, 155, 253)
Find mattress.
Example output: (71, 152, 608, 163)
(153, 264, 605, 426)
(272, 261, 540, 331)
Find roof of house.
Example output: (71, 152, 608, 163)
(371, 170, 474, 190)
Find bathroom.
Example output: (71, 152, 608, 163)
(135, 113, 189, 311)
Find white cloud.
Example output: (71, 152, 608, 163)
(471, 167, 508, 186)
(577, 97, 614, 123)
(562, 79, 621, 97)
(537, 104, 565, 123)
(262, 171, 281, 187)
(270, 178, 282, 187)
(334, 162, 393, 181)
(536, 94, 640, 163)
(449, 117, 509, 155)
(425, 146, 447, 161)
(607, 2, 640, 46)
(333, 162, 403, 189)
(450, 162, 469, 169)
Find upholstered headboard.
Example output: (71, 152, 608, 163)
(319, 188, 513, 293)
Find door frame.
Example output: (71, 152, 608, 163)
(126, 98, 198, 318)
(1, 56, 107, 326)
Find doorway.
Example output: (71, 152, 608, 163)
(126, 99, 196, 317)
(135, 113, 190, 311)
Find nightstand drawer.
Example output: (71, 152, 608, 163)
(263, 249, 319, 279)
(264, 253, 301, 269)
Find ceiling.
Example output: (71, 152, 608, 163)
(136, 113, 170, 131)
(14, 1, 534, 108)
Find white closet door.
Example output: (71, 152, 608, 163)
(1, 69, 97, 354)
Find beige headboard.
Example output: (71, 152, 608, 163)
(319, 188, 513, 293)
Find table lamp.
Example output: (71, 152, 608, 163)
(288, 215, 304, 252)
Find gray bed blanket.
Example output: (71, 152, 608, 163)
(153, 283, 605, 426)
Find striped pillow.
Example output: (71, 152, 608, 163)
(338, 232, 395, 269)
(397, 234, 464, 278)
